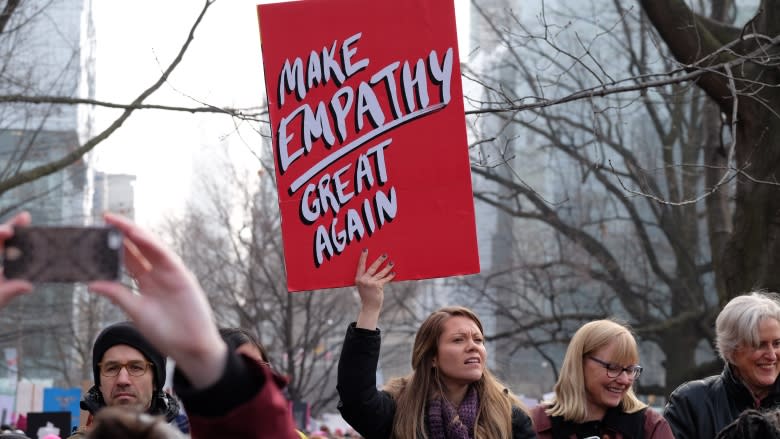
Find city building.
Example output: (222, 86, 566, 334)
(0, 0, 132, 395)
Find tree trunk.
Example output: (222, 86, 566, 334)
(641, 0, 780, 300)
(722, 108, 780, 299)
(659, 327, 709, 391)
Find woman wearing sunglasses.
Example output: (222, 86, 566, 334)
(531, 319, 673, 438)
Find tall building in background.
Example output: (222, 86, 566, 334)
(376, 0, 557, 399)
(93, 172, 136, 219)
(0, 0, 132, 391)
(0, 0, 97, 219)
(465, 0, 560, 398)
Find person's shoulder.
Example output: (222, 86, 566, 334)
(510, 405, 539, 439)
(642, 407, 675, 439)
(511, 404, 534, 421)
(66, 430, 87, 439)
(525, 403, 546, 417)
(643, 406, 666, 424)
(669, 373, 723, 399)
(512, 404, 550, 431)
(383, 376, 409, 399)
(523, 404, 551, 432)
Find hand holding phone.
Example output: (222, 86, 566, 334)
(2, 226, 123, 283)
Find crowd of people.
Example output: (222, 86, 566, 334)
(3, 211, 780, 438)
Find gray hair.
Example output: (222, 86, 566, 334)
(716, 291, 780, 364)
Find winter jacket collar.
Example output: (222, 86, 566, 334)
(79, 385, 181, 423)
(534, 404, 646, 439)
(722, 363, 780, 409)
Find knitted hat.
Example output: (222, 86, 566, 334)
(92, 321, 166, 389)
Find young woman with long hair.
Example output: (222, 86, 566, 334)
(337, 250, 534, 439)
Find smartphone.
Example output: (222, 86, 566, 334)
(2, 226, 123, 282)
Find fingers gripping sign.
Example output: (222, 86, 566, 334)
(355, 249, 395, 330)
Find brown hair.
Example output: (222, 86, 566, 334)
(386, 306, 525, 439)
(219, 327, 270, 363)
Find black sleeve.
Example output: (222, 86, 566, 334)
(511, 406, 536, 439)
(336, 323, 395, 439)
(173, 350, 264, 417)
(663, 385, 697, 439)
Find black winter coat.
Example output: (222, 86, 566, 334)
(663, 363, 780, 439)
(336, 323, 535, 439)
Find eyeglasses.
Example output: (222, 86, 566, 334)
(587, 356, 643, 379)
(98, 361, 153, 377)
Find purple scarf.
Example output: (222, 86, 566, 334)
(428, 385, 479, 439)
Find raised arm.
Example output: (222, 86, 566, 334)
(337, 250, 396, 439)
(1, 211, 297, 438)
(88, 213, 299, 439)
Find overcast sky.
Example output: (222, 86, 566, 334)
(92, 0, 469, 227)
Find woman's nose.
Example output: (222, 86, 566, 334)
(615, 370, 633, 384)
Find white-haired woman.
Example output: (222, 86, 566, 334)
(531, 319, 673, 438)
(664, 291, 780, 439)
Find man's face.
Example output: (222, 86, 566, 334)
(98, 345, 155, 410)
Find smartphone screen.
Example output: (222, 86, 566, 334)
(2, 226, 123, 282)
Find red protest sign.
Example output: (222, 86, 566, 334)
(257, 0, 480, 292)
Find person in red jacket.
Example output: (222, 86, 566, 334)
(0, 211, 300, 439)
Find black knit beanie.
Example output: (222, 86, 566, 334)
(92, 321, 166, 389)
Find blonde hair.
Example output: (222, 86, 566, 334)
(545, 319, 646, 422)
(385, 306, 526, 439)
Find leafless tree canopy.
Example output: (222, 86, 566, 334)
(2, 0, 779, 402)
(463, 0, 779, 394)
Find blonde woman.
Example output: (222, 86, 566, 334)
(531, 319, 673, 439)
(337, 250, 534, 439)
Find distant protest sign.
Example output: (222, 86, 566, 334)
(257, 0, 480, 291)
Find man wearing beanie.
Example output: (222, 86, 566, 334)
(2, 212, 302, 438)
(68, 321, 183, 437)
